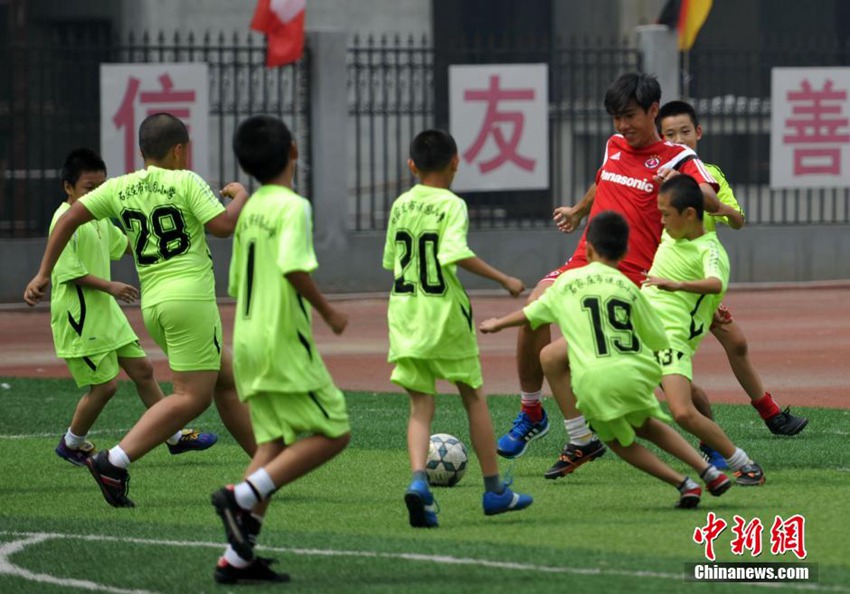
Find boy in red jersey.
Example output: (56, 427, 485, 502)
(496, 73, 737, 477)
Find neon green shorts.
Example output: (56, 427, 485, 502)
(142, 300, 222, 372)
(390, 356, 483, 395)
(64, 340, 146, 388)
(247, 383, 350, 445)
(656, 343, 694, 381)
(589, 406, 672, 447)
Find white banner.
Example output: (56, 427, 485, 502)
(771, 67, 850, 189)
(100, 63, 209, 180)
(449, 64, 548, 192)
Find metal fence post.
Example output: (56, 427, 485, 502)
(307, 29, 348, 253)
(635, 24, 679, 102)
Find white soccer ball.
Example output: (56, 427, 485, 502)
(426, 433, 468, 487)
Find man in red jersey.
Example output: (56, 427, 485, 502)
(494, 73, 734, 476)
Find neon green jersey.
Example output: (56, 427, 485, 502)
(703, 163, 744, 233)
(80, 166, 225, 306)
(49, 202, 138, 358)
(383, 185, 477, 361)
(524, 262, 669, 422)
(642, 231, 729, 354)
(228, 185, 332, 397)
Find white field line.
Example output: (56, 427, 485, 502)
(0, 429, 131, 440)
(0, 531, 847, 593)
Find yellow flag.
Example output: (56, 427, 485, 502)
(679, 0, 713, 51)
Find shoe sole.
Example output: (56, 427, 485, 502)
(211, 490, 254, 558)
(496, 423, 550, 460)
(543, 445, 606, 480)
(676, 494, 701, 509)
(86, 457, 134, 508)
(404, 491, 437, 528)
(708, 477, 732, 497)
(735, 475, 766, 487)
(769, 418, 809, 437)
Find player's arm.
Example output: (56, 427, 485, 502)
(642, 275, 722, 294)
(455, 256, 525, 297)
(479, 308, 530, 334)
(553, 183, 596, 233)
(713, 203, 745, 229)
(70, 274, 139, 303)
(23, 201, 94, 305)
(205, 182, 250, 238)
(285, 271, 348, 335)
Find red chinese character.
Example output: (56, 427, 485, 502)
(770, 515, 808, 560)
(462, 75, 536, 174)
(111, 73, 197, 173)
(783, 79, 850, 176)
(693, 512, 728, 561)
(730, 515, 764, 557)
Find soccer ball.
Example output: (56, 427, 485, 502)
(426, 433, 468, 487)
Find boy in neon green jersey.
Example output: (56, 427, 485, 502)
(210, 115, 350, 585)
(25, 114, 256, 507)
(384, 129, 532, 528)
(642, 175, 765, 486)
(481, 210, 732, 507)
(657, 100, 808, 469)
(51, 148, 216, 467)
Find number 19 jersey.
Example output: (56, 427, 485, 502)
(382, 184, 477, 361)
(80, 166, 225, 307)
(228, 185, 333, 397)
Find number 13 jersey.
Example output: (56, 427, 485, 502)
(80, 166, 225, 307)
(382, 184, 478, 362)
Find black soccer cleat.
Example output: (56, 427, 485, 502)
(765, 407, 809, 436)
(211, 486, 254, 560)
(86, 451, 135, 508)
(543, 439, 606, 479)
(214, 556, 290, 584)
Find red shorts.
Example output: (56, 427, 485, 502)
(540, 255, 647, 286)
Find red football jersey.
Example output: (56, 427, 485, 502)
(565, 134, 718, 284)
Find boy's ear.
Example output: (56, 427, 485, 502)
(63, 180, 74, 197)
(695, 124, 704, 142)
(407, 158, 418, 176)
(450, 153, 460, 171)
(289, 141, 298, 162)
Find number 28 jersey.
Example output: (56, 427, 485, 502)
(382, 185, 477, 362)
(80, 166, 225, 306)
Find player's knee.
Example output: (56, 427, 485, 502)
(670, 405, 699, 428)
(130, 358, 155, 383)
(540, 343, 566, 374)
(91, 379, 119, 401)
(726, 336, 749, 358)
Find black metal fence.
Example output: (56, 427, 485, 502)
(0, 30, 310, 238)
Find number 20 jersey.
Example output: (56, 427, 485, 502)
(80, 166, 225, 307)
(382, 184, 478, 362)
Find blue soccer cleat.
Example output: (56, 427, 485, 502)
(483, 486, 533, 516)
(404, 479, 439, 528)
(55, 436, 96, 467)
(167, 429, 218, 455)
(496, 410, 549, 459)
(699, 443, 728, 470)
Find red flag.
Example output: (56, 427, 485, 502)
(251, 0, 306, 67)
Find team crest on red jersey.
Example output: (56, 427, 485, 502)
(644, 155, 661, 169)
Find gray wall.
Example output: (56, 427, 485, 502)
(4, 225, 850, 303)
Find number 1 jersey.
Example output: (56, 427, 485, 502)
(382, 185, 478, 361)
(80, 166, 225, 307)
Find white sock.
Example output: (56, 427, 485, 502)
(700, 465, 721, 483)
(724, 447, 751, 472)
(108, 445, 131, 469)
(223, 546, 251, 568)
(520, 390, 542, 406)
(166, 430, 184, 445)
(65, 429, 86, 448)
(234, 468, 277, 510)
(564, 416, 593, 445)
(679, 476, 700, 492)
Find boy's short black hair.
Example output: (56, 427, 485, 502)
(657, 100, 699, 128)
(604, 73, 661, 116)
(409, 129, 457, 173)
(660, 175, 704, 220)
(233, 115, 292, 184)
(586, 210, 629, 261)
(61, 148, 106, 187)
(139, 113, 190, 160)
